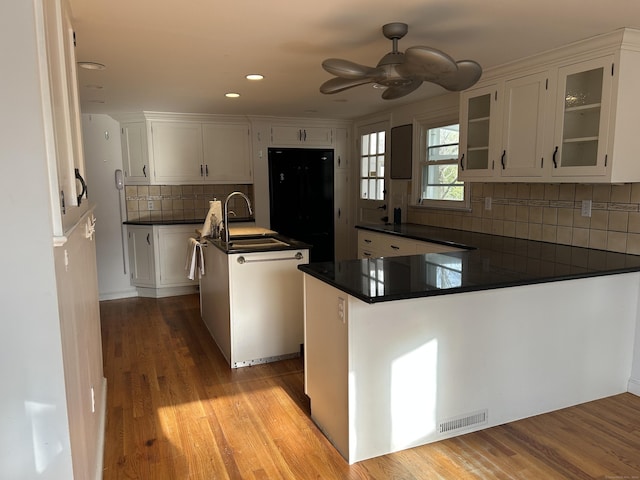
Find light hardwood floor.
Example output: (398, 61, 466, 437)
(101, 294, 640, 479)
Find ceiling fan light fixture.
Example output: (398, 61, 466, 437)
(319, 22, 482, 100)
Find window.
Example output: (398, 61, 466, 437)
(360, 130, 386, 200)
(417, 123, 468, 209)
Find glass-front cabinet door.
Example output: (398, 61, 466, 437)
(458, 84, 500, 179)
(551, 56, 613, 177)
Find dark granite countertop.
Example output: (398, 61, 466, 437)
(298, 223, 640, 304)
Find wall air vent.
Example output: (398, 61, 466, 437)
(439, 409, 488, 434)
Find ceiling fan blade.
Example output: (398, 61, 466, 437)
(320, 76, 375, 94)
(322, 58, 380, 79)
(433, 60, 483, 91)
(381, 79, 423, 100)
(397, 46, 458, 81)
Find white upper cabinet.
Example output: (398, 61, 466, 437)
(117, 114, 254, 185)
(121, 122, 149, 184)
(202, 122, 252, 183)
(459, 84, 500, 179)
(271, 124, 333, 146)
(458, 28, 640, 183)
(150, 121, 204, 184)
(500, 71, 550, 178)
(550, 56, 613, 178)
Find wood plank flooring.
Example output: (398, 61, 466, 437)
(101, 294, 640, 479)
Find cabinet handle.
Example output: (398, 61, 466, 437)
(338, 156, 341, 167)
(200, 164, 204, 176)
(75, 168, 87, 205)
(501, 150, 506, 170)
(541, 157, 544, 168)
(552, 146, 558, 168)
(143, 165, 147, 177)
(391, 245, 400, 250)
(377, 204, 387, 210)
(298, 129, 303, 141)
(146, 233, 151, 245)
(364, 239, 372, 244)
(460, 153, 465, 171)
(205, 164, 209, 176)
(303, 129, 307, 141)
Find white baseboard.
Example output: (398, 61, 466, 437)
(628, 378, 640, 397)
(99, 288, 138, 301)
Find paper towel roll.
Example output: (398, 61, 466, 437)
(201, 200, 222, 238)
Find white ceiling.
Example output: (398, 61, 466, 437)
(68, 0, 640, 120)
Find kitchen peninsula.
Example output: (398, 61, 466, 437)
(299, 224, 640, 464)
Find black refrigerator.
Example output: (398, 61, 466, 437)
(268, 148, 334, 263)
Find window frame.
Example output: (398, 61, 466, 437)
(412, 111, 470, 211)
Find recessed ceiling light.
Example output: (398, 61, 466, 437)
(246, 74, 264, 81)
(225, 92, 240, 98)
(78, 62, 106, 70)
(84, 84, 103, 89)
(87, 99, 105, 103)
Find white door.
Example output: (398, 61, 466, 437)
(357, 121, 389, 224)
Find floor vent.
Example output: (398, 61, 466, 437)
(439, 409, 488, 434)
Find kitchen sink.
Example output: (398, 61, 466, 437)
(227, 236, 290, 249)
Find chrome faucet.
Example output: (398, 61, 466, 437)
(223, 191, 253, 244)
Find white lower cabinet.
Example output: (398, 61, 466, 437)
(127, 224, 199, 296)
(357, 230, 464, 259)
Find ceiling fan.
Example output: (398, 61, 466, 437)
(320, 22, 482, 100)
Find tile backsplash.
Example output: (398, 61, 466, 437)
(408, 182, 640, 255)
(125, 184, 253, 222)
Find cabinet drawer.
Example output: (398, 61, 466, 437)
(379, 237, 416, 256)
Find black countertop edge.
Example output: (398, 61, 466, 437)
(124, 217, 254, 226)
(202, 234, 312, 255)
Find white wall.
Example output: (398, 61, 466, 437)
(0, 1, 74, 477)
(82, 114, 137, 300)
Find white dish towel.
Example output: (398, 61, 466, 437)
(185, 237, 205, 280)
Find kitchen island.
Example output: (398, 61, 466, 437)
(299, 225, 640, 464)
(200, 232, 310, 368)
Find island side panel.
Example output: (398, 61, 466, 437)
(303, 274, 350, 461)
(346, 272, 640, 463)
(200, 243, 232, 364)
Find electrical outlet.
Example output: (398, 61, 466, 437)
(581, 199, 592, 217)
(485, 197, 492, 210)
(147, 200, 154, 210)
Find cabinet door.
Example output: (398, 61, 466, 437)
(500, 72, 549, 178)
(271, 125, 333, 146)
(335, 127, 349, 170)
(127, 226, 155, 286)
(202, 122, 252, 182)
(458, 84, 501, 179)
(121, 122, 149, 184)
(157, 226, 199, 287)
(551, 56, 613, 178)
(150, 121, 204, 183)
